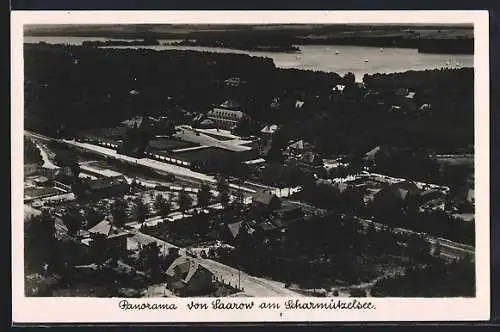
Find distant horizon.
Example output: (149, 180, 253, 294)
(24, 23, 473, 36)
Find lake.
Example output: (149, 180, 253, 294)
(24, 36, 474, 81)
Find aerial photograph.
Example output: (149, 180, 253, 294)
(23, 23, 475, 298)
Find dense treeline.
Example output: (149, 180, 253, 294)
(270, 68, 473, 156)
(24, 44, 276, 135)
(25, 44, 473, 155)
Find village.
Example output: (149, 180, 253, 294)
(23, 38, 476, 298)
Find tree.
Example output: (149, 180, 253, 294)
(24, 211, 57, 273)
(54, 150, 80, 178)
(24, 138, 43, 165)
(133, 197, 149, 224)
(197, 183, 212, 210)
(139, 242, 162, 280)
(62, 205, 84, 237)
(234, 189, 245, 209)
(343, 72, 356, 87)
(178, 189, 193, 217)
(90, 233, 108, 269)
(154, 194, 172, 218)
(216, 176, 230, 208)
(110, 198, 129, 227)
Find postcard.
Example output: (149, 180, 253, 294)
(11, 10, 490, 323)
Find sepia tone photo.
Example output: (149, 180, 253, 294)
(21, 22, 477, 299)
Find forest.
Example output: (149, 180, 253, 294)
(24, 44, 473, 156)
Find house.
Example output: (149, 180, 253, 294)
(33, 176, 50, 186)
(225, 221, 244, 241)
(224, 77, 246, 88)
(465, 188, 475, 205)
(372, 181, 420, 209)
(260, 124, 279, 137)
(420, 189, 445, 204)
(257, 221, 277, 233)
(207, 100, 248, 131)
(419, 104, 432, 112)
(270, 97, 280, 109)
(75, 175, 129, 199)
(295, 100, 305, 109)
(395, 88, 409, 97)
(198, 118, 216, 129)
(296, 151, 323, 171)
(363, 146, 381, 167)
(332, 84, 346, 93)
(252, 189, 281, 212)
(389, 105, 402, 112)
(121, 116, 144, 128)
(284, 140, 314, 159)
(87, 215, 130, 254)
(405, 91, 416, 100)
(165, 256, 214, 296)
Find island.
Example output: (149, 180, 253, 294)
(165, 39, 301, 53)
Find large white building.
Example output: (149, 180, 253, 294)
(206, 100, 247, 131)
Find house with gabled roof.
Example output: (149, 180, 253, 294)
(252, 189, 281, 212)
(87, 215, 131, 255)
(165, 256, 214, 296)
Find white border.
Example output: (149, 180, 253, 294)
(11, 10, 490, 323)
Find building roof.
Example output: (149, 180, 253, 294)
(405, 91, 416, 99)
(224, 77, 244, 85)
(165, 256, 207, 284)
(227, 221, 243, 239)
(288, 140, 305, 150)
(88, 216, 129, 239)
(295, 100, 305, 109)
(253, 190, 280, 206)
(34, 176, 49, 183)
(121, 116, 143, 128)
(364, 146, 381, 160)
(258, 221, 277, 232)
(88, 175, 128, 191)
(300, 151, 320, 164)
(395, 188, 410, 200)
(219, 99, 241, 110)
(466, 188, 475, 203)
(200, 119, 215, 126)
(261, 124, 279, 134)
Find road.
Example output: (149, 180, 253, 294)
(35, 143, 59, 169)
(24, 130, 304, 199)
(126, 228, 302, 297)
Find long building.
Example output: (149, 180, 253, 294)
(206, 100, 247, 131)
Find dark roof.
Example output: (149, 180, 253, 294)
(219, 99, 241, 110)
(88, 216, 129, 239)
(227, 221, 243, 239)
(88, 175, 128, 191)
(165, 256, 209, 284)
(253, 190, 280, 206)
(270, 218, 286, 228)
(258, 221, 277, 232)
